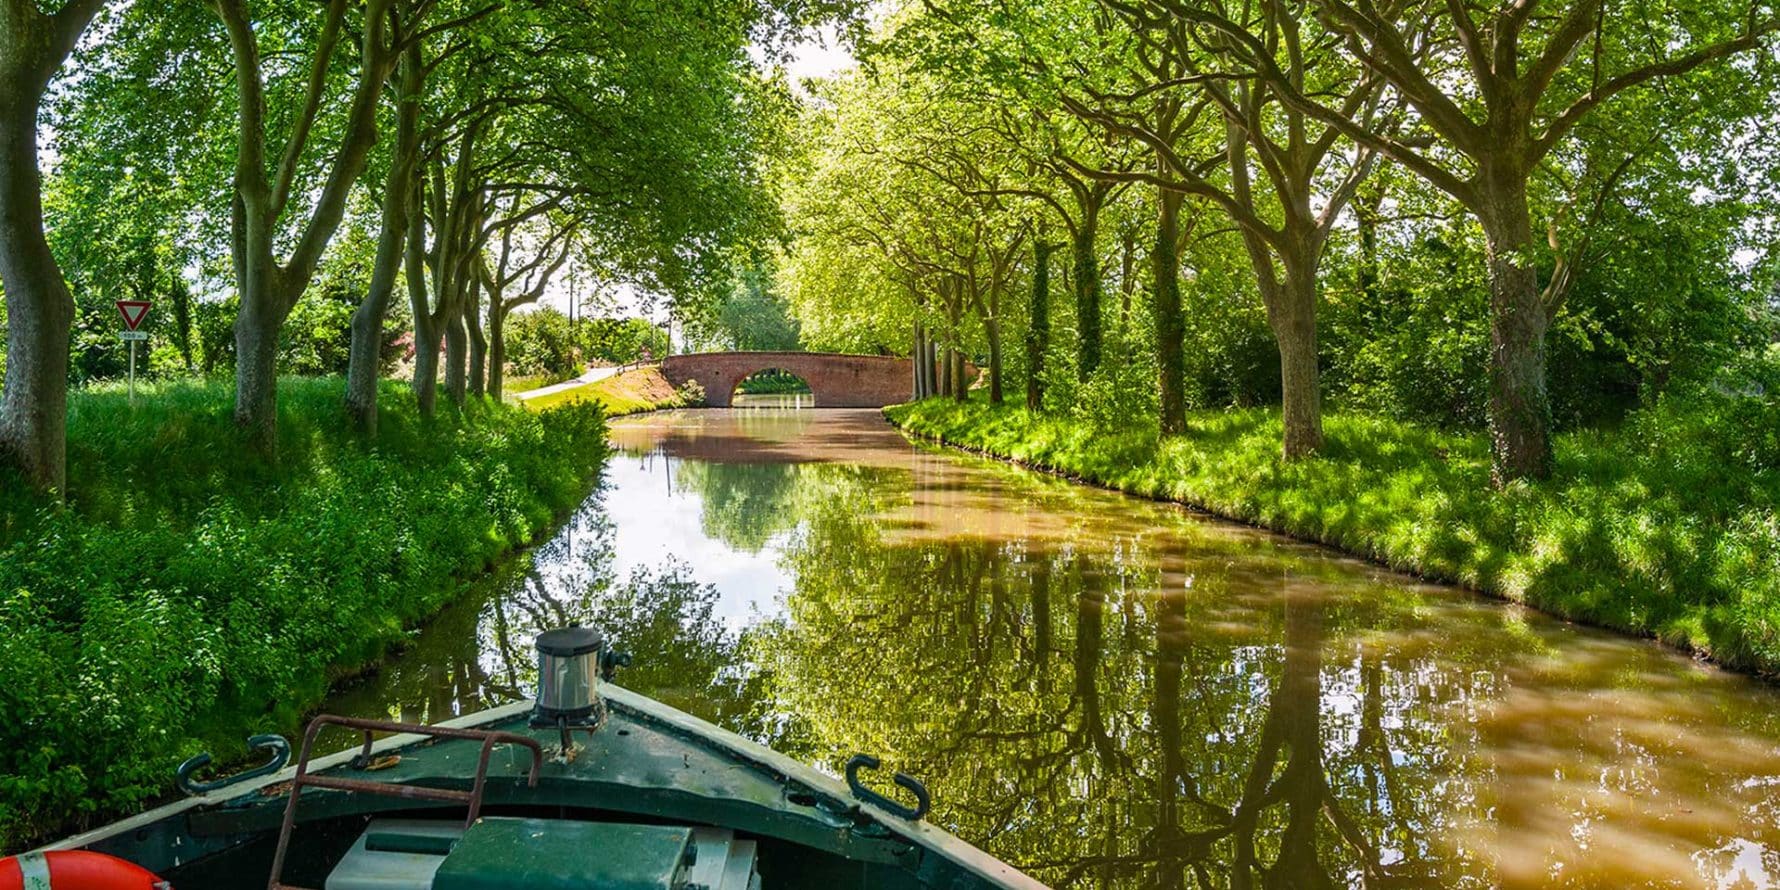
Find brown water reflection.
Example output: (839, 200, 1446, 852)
(324, 408, 1780, 888)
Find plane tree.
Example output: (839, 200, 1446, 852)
(343, 0, 785, 416)
(0, 0, 108, 492)
(908, 0, 1384, 452)
(778, 71, 954, 390)
(211, 0, 439, 453)
(1198, 0, 1780, 481)
(343, 36, 424, 431)
(1070, 0, 1388, 457)
(882, 0, 1142, 387)
(478, 210, 576, 400)
(230, 0, 781, 436)
(36, 0, 791, 441)
(892, 0, 1219, 436)
(888, 85, 1038, 404)
(1052, 21, 1222, 437)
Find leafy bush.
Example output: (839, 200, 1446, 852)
(0, 378, 609, 849)
(504, 308, 583, 381)
(581, 317, 670, 365)
(675, 379, 708, 407)
(1067, 338, 1158, 432)
(504, 309, 671, 382)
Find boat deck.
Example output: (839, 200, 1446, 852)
(49, 687, 1043, 890)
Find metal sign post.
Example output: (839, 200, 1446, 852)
(116, 301, 152, 404)
(120, 331, 148, 402)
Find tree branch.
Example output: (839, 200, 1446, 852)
(272, 0, 350, 215)
(1533, 20, 1775, 162)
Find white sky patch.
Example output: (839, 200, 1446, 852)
(601, 453, 792, 629)
(780, 25, 856, 83)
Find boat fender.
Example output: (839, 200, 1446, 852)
(0, 851, 170, 890)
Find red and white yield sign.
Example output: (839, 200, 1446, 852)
(116, 300, 152, 331)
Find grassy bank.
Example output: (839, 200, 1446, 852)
(521, 366, 696, 414)
(0, 378, 610, 850)
(503, 372, 560, 395)
(887, 394, 1780, 676)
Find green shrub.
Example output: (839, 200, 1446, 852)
(675, 379, 708, 407)
(0, 377, 610, 850)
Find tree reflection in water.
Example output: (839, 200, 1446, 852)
(751, 485, 1520, 889)
(325, 410, 1780, 889)
(324, 501, 756, 733)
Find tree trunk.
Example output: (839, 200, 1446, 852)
(1273, 257, 1323, 459)
(1073, 203, 1102, 381)
(230, 190, 288, 456)
(346, 169, 411, 433)
(0, 99, 74, 493)
(941, 340, 954, 397)
(340, 334, 382, 427)
(1, 3, 106, 494)
(911, 321, 926, 399)
(465, 276, 486, 400)
(443, 311, 467, 408)
(412, 334, 439, 416)
(486, 304, 507, 401)
(911, 320, 925, 396)
(1117, 226, 1136, 332)
(406, 197, 438, 418)
(216, 0, 394, 453)
(953, 348, 967, 404)
(345, 47, 419, 433)
(1478, 174, 1552, 483)
(932, 331, 946, 396)
(230, 285, 285, 459)
(985, 315, 1003, 405)
(1026, 243, 1053, 411)
(1152, 187, 1187, 436)
(233, 286, 284, 455)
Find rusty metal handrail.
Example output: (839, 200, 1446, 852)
(265, 714, 543, 890)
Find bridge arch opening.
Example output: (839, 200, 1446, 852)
(731, 368, 814, 408)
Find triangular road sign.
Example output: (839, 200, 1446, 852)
(116, 300, 152, 331)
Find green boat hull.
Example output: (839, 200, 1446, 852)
(39, 686, 1044, 889)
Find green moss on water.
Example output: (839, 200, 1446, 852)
(0, 378, 611, 850)
(887, 394, 1780, 679)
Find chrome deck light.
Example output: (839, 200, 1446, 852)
(531, 626, 627, 752)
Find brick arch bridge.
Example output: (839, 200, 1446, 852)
(659, 351, 974, 408)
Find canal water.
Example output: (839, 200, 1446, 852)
(322, 406, 1780, 888)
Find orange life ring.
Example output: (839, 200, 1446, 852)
(0, 851, 169, 889)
